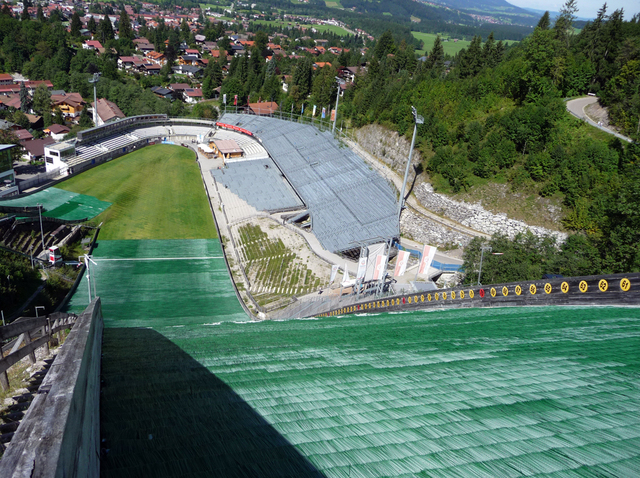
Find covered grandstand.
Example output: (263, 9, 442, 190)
(40, 112, 398, 254)
(218, 114, 399, 253)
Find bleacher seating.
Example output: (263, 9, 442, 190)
(221, 114, 399, 252)
(211, 158, 303, 213)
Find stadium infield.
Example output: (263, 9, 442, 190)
(57, 144, 217, 240)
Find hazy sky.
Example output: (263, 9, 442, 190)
(506, 0, 640, 20)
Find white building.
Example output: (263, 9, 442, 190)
(44, 141, 76, 175)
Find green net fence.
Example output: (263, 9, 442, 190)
(0, 187, 110, 220)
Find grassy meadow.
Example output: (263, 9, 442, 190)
(57, 145, 217, 240)
(412, 31, 518, 56)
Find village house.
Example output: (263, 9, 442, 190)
(43, 123, 71, 141)
(51, 92, 85, 120)
(183, 88, 203, 104)
(91, 98, 126, 126)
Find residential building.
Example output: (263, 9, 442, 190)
(21, 137, 55, 162)
(91, 98, 126, 126)
(44, 124, 71, 141)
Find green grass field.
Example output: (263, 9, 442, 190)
(412, 32, 471, 56)
(57, 145, 217, 241)
(412, 32, 519, 56)
(252, 19, 352, 36)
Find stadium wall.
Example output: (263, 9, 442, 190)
(313, 273, 640, 318)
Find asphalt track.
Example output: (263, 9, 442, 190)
(566, 96, 633, 143)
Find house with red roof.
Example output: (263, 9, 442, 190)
(83, 40, 103, 50)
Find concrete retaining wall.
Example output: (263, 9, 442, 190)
(318, 273, 640, 317)
(0, 298, 103, 478)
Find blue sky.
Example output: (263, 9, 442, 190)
(507, 0, 639, 20)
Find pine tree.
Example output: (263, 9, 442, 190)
(98, 16, 114, 43)
(19, 82, 31, 113)
(427, 35, 444, 72)
(36, 5, 44, 22)
(88, 16, 97, 34)
(536, 11, 551, 30)
(119, 10, 133, 41)
(70, 11, 82, 37)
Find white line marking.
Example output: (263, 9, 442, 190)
(93, 257, 224, 261)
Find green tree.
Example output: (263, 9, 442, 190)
(97, 16, 114, 44)
(536, 11, 551, 30)
(36, 4, 44, 22)
(32, 83, 51, 116)
(53, 107, 65, 125)
(118, 9, 133, 41)
(19, 82, 31, 113)
(70, 11, 82, 37)
(426, 35, 444, 72)
(87, 16, 97, 34)
(374, 30, 396, 60)
(12, 109, 30, 129)
(292, 56, 313, 101)
(79, 106, 93, 127)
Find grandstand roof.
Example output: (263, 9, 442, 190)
(220, 113, 398, 252)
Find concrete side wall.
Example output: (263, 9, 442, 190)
(0, 299, 103, 478)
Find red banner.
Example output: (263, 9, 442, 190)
(215, 122, 254, 136)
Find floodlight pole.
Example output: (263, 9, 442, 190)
(332, 77, 340, 135)
(477, 246, 492, 286)
(89, 73, 100, 126)
(397, 106, 423, 224)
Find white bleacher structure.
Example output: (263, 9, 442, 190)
(43, 112, 398, 254)
(219, 114, 399, 253)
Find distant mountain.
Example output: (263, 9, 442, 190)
(517, 6, 594, 21)
(431, 0, 530, 15)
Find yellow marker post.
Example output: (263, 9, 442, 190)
(620, 278, 631, 292)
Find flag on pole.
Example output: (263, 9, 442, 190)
(394, 251, 410, 277)
(373, 254, 387, 281)
(301, 103, 304, 114)
(330, 109, 336, 121)
(342, 262, 350, 283)
(330, 264, 339, 284)
(313, 105, 317, 116)
(321, 107, 326, 119)
(418, 245, 437, 275)
(234, 94, 238, 106)
(356, 257, 367, 280)
(223, 93, 227, 104)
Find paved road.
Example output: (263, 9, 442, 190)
(566, 96, 633, 143)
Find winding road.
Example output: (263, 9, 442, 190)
(566, 96, 633, 143)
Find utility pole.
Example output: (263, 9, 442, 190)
(397, 106, 424, 224)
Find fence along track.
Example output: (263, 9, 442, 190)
(0, 312, 78, 392)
